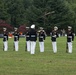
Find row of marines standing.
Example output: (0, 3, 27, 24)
(26, 25, 74, 54)
(3, 27, 19, 51)
(3, 25, 74, 54)
(26, 24, 45, 54)
(3, 24, 45, 54)
(50, 26, 74, 53)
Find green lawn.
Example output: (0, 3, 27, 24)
(0, 37, 76, 75)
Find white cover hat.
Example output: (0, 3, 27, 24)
(3, 28, 7, 31)
(54, 26, 58, 30)
(40, 27, 43, 30)
(26, 27, 29, 29)
(68, 26, 72, 29)
(31, 24, 35, 29)
(14, 27, 18, 31)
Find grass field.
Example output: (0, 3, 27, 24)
(0, 37, 76, 75)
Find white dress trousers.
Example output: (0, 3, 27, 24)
(3, 41, 8, 51)
(39, 42, 44, 52)
(68, 42, 72, 53)
(14, 41, 19, 51)
(52, 42, 57, 53)
(30, 41, 36, 54)
(26, 41, 31, 52)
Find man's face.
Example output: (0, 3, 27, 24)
(3, 30, 6, 32)
(54, 29, 57, 31)
(15, 30, 17, 32)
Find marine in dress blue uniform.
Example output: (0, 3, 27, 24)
(29, 24, 37, 54)
(51, 26, 58, 53)
(66, 26, 74, 53)
(38, 27, 46, 52)
(3, 28, 8, 51)
(14, 28, 19, 51)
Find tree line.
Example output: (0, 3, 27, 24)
(0, 0, 76, 33)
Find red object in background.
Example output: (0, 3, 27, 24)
(18, 25, 26, 33)
(9, 33, 13, 37)
(19, 32, 23, 35)
(0, 19, 13, 33)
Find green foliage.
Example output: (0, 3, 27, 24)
(0, 0, 10, 20)
(0, 0, 76, 33)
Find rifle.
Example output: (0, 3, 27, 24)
(25, 42, 27, 51)
(3, 43, 4, 51)
(13, 42, 15, 51)
(66, 42, 68, 53)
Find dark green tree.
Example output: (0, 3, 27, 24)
(6, 0, 26, 27)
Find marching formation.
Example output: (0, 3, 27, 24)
(3, 24, 75, 54)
